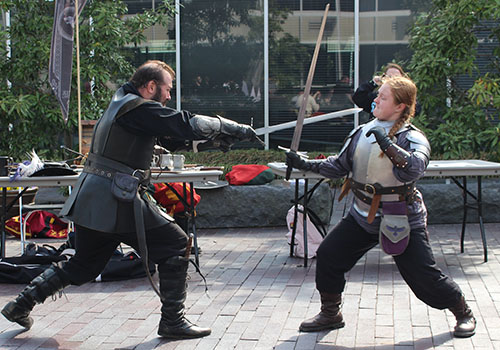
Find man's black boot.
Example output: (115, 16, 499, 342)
(449, 295, 476, 338)
(157, 256, 211, 339)
(300, 292, 345, 332)
(1, 265, 70, 330)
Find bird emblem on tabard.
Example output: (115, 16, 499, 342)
(385, 224, 405, 238)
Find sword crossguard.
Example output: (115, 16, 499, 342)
(278, 146, 308, 158)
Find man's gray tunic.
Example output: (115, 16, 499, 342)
(60, 87, 169, 233)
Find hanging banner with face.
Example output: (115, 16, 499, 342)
(49, 0, 87, 123)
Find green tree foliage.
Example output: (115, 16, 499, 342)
(0, 0, 174, 160)
(408, 0, 500, 160)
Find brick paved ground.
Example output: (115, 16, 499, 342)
(1, 203, 500, 349)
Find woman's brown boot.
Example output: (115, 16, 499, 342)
(449, 295, 476, 338)
(300, 292, 345, 332)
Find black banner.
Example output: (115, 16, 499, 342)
(49, 0, 87, 123)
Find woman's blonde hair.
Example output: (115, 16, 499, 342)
(384, 76, 417, 139)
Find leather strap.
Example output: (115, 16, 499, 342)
(87, 153, 136, 174)
(338, 178, 351, 202)
(367, 194, 381, 224)
(133, 194, 164, 302)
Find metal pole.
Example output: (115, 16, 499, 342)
(1, 187, 6, 258)
(75, 0, 83, 154)
(354, 0, 360, 128)
(4, 10, 11, 89)
(175, 0, 181, 111)
(263, 0, 269, 150)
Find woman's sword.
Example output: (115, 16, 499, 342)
(285, 3, 330, 180)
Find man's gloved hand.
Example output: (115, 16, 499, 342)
(196, 136, 236, 152)
(190, 114, 265, 147)
(218, 116, 265, 146)
(366, 126, 392, 150)
(285, 151, 319, 172)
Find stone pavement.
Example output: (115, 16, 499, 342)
(1, 219, 500, 349)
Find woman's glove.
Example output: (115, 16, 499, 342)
(285, 151, 320, 173)
(366, 126, 410, 169)
(366, 126, 392, 150)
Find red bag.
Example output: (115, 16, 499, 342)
(153, 183, 200, 216)
(5, 210, 69, 239)
(225, 164, 275, 185)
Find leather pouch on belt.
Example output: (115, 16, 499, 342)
(111, 172, 139, 202)
(379, 201, 410, 256)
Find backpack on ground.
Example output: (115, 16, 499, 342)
(286, 204, 326, 259)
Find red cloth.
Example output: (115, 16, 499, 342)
(5, 210, 69, 239)
(153, 183, 200, 216)
(225, 164, 271, 185)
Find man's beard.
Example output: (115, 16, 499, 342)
(152, 87, 165, 105)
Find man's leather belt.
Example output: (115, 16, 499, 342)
(83, 153, 150, 184)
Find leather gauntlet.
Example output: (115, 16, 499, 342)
(382, 143, 410, 169)
(366, 126, 410, 169)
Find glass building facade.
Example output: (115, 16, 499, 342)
(3, 1, 423, 152)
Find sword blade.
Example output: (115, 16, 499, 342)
(286, 3, 330, 180)
(290, 3, 330, 152)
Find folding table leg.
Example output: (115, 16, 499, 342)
(477, 177, 487, 262)
(1, 187, 6, 258)
(302, 179, 309, 267)
(290, 182, 299, 257)
(460, 176, 467, 253)
(19, 187, 26, 253)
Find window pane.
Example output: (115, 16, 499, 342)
(303, 0, 333, 11)
(179, 0, 263, 149)
(378, 0, 406, 11)
(269, 2, 354, 151)
(275, 0, 300, 11)
(360, 0, 376, 12)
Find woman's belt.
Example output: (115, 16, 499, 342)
(338, 178, 416, 224)
(349, 179, 415, 196)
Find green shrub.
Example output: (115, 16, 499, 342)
(181, 148, 332, 177)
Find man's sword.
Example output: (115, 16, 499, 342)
(285, 3, 330, 180)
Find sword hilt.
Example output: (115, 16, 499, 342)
(285, 163, 293, 181)
(279, 146, 308, 181)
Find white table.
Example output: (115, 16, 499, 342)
(269, 160, 500, 263)
(1, 168, 223, 264)
(423, 160, 500, 262)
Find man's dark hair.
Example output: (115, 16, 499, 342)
(130, 60, 175, 88)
